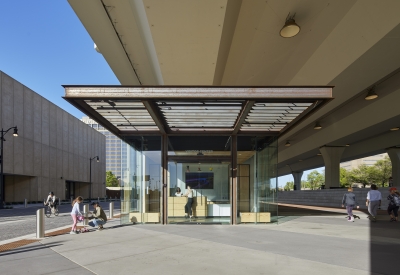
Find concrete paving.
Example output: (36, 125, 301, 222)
(0, 206, 398, 275)
(0, 201, 120, 242)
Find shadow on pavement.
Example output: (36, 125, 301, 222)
(370, 215, 400, 275)
(277, 204, 400, 275)
(0, 242, 62, 257)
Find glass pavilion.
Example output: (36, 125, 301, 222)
(64, 86, 332, 224)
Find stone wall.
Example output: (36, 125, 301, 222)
(278, 187, 396, 210)
(0, 71, 106, 202)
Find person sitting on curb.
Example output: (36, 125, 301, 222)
(88, 202, 107, 231)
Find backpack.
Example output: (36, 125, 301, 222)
(393, 195, 400, 207)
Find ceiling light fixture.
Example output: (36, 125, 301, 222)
(280, 13, 301, 38)
(390, 127, 399, 131)
(365, 87, 378, 100)
(314, 122, 322, 130)
(285, 141, 291, 147)
(345, 144, 350, 147)
(317, 153, 322, 156)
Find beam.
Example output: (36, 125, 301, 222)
(64, 86, 333, 99)
(63, 98, 121, 137)
(142, 100, 169, 135)
(232, 100, 255, 134)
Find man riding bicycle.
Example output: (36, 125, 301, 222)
(44, 192, 58, 210)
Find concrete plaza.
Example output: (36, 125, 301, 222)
(1, 205, 399, 275)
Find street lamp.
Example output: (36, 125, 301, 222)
(89, 156, 99, 200)
(0, 126, 18, 209)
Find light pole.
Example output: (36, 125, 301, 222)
(0, 126, 18, 209)
(89, 156, 99, 200)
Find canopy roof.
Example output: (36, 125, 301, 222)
(63, 86, 333, 137)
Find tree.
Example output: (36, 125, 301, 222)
(340, 168, 350, 187)
(284, 181, 294, 191)
(370, 156, 392, 187)
(301, 180, 310, 190)
(106, 171, 119, 187)
(349, 164, 374, 188)
(307, 170, 324, 190)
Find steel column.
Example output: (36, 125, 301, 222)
(231, 135, 238, 225)
(161, 134, 168, 224)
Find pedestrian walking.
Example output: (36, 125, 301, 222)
(342, 187, 359, 222)
(70, 196, 83, 234)
(387, 187, 400, 222)
(366, 184, 381, 222)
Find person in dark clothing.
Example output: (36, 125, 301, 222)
(183, 185, 194, 218)
(342, 187, 359, 222)
(387, 187, 400, 222)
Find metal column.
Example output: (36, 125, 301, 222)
(231, 135, 238, 225)
(161, 134, 168, 224)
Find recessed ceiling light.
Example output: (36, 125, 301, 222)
(390, 127, 399, 131)
(317, 153, 322, 156)
(285, 141, 291, 147)
(345, 144, 350, 147)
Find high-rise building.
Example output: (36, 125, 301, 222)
(82, 116, 126, 179)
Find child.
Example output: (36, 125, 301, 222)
(70, 196, 83, 234)
(342, 187, 359, 222)
(387, 187, 400, 222)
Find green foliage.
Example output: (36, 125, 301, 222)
(370, 156, 392, 187)
(344, 156, 392, 187)
(284, 181, 294, 191)
(301, 180, 310, 189)
(340, 168, 350, 187)
(106, 171, 119, 187)
(307, 170, 324, 190)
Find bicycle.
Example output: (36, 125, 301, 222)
(44, 203, 59, 218)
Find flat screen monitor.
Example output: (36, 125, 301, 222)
(185, 172, 214, 189)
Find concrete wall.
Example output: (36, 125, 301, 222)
(0, 71, 106, 202)
(278, 187, 396, 210)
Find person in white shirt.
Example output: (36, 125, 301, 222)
(182, 186, 194, 218)
(70, 196, 83, 234)
(175, 187, 182, 197)
(366, 184, 381, 222)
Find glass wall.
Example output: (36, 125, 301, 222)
(118, 135, 277, 225)
(120, 136, 162, 224)
(167, 136, 231, 224)
(237, 136, 278, 224)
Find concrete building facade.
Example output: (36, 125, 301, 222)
(0, 71, 106, 203)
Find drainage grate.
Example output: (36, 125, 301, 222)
(0, 239, 39, 252)
(45, 226, 85, 237)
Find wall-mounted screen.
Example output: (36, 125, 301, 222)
(185, 172, 214, 189)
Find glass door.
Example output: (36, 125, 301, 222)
(167, 136, 231, 224)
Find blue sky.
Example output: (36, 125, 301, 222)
(0, 1, 324, 186)
(0, 1, 119, 119)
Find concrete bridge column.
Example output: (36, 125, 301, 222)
(292, 171, 303, 191)
(387, 148, 400, 186)
(319, 146, 346, 189)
